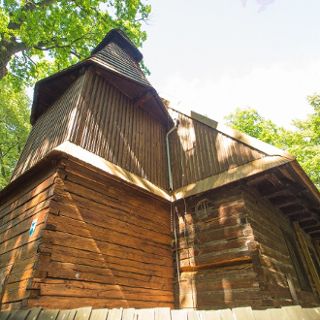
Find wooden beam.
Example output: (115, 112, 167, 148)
(303, 225, 320, 233)
(173, 156, 290, 201)
(265, 188, 293, 200)
(281, 204, 305, 214)
(310, 232, 320, 239)
(133, 91, 153, 108)
(269, 195, 297, 206)
(299, 219, 318, 228)
(54, 142, 172, 201)
(179, 255, 252, 273)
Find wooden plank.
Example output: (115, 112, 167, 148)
(173, 156, 289, 201)
(219, 309, 234, 320)
(42, 231, 173, 269)
(54, 142, 171, 201)
(106, 308, 122, 320)
(0, 312, 11, 320)
(89, 309, 108, 320)
(200, 310, 221, 320)
(232, 307, 254, 320)
(49, 248, 173, 278)
(301, 308, 320, 320)
(187, 310, 202, 320)
(62, 170, 170, 228)
(56, 309, 77, 320)
(252, 310, 272, 320)
(26, 308, 42, 320)
(0, 172, 55, 216)
(281, 306, 304, 320)
(28, 297, 173, 310)
(294, 222, 320, 295)
(266, 308, 289, 320)
(39, 284, 173, 303)
(43, 260, 172, 291)
(154, 308, 171, 320)
(120, 309, 134, 320)
(9, 310, 31, 320)
(171, 309, 187, 320)
(45, 214, 171, 257)
(74, 307, 92, 320)
(37, 309, 59, 320)
(134, 309, 154, 320)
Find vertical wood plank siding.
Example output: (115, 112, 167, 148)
(70, 70, 168, 189)
(12, 68, 267, 191)
(11, 76, 85, 181)
(169, 110, 266, 189)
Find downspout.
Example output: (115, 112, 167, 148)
(166, 119, 179, 191)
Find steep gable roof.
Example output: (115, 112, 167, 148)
(30, 29, 169, 126)
(91, 28, 143, 62)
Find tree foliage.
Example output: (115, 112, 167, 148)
(0, 0, 151, 83)
(225, 96, 320, 190)
(0, 77, 30, 189)
(0, 0, 151, 189)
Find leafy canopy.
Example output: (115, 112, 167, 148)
(0, 0, 151, 83)
(0, 77, 30, 189)
(0, 0, 151, 190)
(225, 96, 320, 190)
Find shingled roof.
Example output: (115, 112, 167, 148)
(30, 29, 166, 126)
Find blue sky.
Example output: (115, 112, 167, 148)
(142, 0, 320, 127)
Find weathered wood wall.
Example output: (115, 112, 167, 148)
(11, 76, 85, 181)
(175, 187, 261, 309)
(0, 169, 57, 310)
(175, 185, 319, 309)
(23, 157, 174, 310)
(70, 69, 168, 189)
(12, 68, 169, 190)
(244, 189, 319, 307)
(169, 110, 266, 190)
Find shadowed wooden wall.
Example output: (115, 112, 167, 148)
(2, 157, 173, 311)
(174, 185, 320, 309)
(168, 110, 266, 190)
(0, 168, 58, 310)
(12, 68, 169, 190)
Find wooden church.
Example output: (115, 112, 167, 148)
(1, 29, 320, 312)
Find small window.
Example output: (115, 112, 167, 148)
(283, 231, 311, 291)
(195, 198, 216, 219)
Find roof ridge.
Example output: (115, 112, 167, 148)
(167, 106, 294, 160)
(91, 28, 143, 63)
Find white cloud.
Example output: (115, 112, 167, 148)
(151, 59, 320, 128)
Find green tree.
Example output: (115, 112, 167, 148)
(0, 0, 151, 83)
(0, 77, 30, 189)
(0, 0, 151, 189)
(225, 99, 320, 190)
(287, 95, 320, 189)
(224, 108, 289, 148)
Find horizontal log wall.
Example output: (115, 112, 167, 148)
(27, 158, 174, 309)
(0, 169, 57, 310)
(70, 69, 168, 190)
(169, 110, 265, 189)
(175, 187, 261, 309)
(243, 189, 319, 307)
